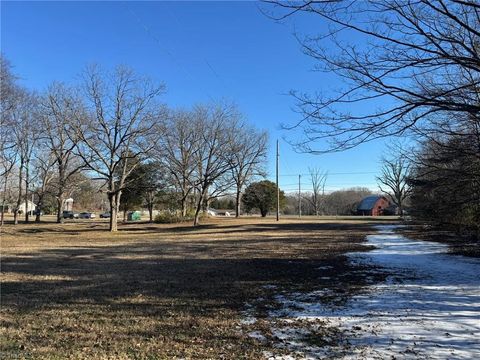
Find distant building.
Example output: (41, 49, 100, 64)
(18, 200, 37, 214)
(64, 198, 74, 211)
(357, 195, 390, 216)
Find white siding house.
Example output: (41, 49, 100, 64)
(18, 200, 36, 214)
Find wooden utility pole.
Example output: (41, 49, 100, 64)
(299, 174, 301, 217)
(276, 139, 279, 221)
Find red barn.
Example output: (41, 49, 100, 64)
(357, 195, 390, 216)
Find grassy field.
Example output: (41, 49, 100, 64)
(1, 216, 397, 359)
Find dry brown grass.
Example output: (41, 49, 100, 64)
(1, 216, 396, 359)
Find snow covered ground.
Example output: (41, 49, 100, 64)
(251, 225, 480, 359)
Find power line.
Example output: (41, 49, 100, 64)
(123, 3, 217, 103)
(279, 171, 377, 177)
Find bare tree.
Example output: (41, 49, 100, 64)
(191, 104, 237, 226)
(74, 65, 164, 232)
(264, 1, 480, 152)
(31, 150, 56, 222)
(0, 56, 18, 116)
(1, 56, 21, 224)
(0, 149, 17, 226)
(229, 124, 268, 217)
(324, 187, 374, 215)
(377, 154, 411, 216)
(307, 167, 328, 216)
(9, 90, 38, 224)
(40, 83, 86, 223)
(153, 109, 199, 217)
(0, 109, 17, 225)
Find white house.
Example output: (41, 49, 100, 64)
(64, 198, 74, 211)
(18, 200, 37, 214)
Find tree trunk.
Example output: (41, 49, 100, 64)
(109, 192, 121, 232)
(260, 208, 267, 217)
(56, 195, 64, 223)
(235, 189, 242, 218)
(181, 197, 187, 218)
(25, 160, 30, 223)
(0, 201, 4, 226)
(35, 195, 43, 222)
(14, 162, 23, 225)
(1, 172, 8, 226)
(148, 204, 153, 222)
(193, 192, 204, 226)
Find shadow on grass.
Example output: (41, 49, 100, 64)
(1, 230, 385, 311)
(0, 223, 390, 358)
(6, 217, 400, 236)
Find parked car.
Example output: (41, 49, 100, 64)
(63, 210, 75, 219)
(78, 212, 96, 219)
(99, 212, 110, 218)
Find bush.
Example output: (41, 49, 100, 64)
(154, 212, 187, 224)
(154, 211, 212, 224)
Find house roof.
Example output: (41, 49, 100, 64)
(357, 195, 385, 211)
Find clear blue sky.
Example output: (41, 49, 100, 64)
(1, 1, 388, 194)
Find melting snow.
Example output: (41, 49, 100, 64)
(253, 225, 480, 359)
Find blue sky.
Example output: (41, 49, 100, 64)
(1, 1, 387, 194)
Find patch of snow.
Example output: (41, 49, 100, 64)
(263, 284, 278, 289)
(241, 316, 257, 325)
(263, 225, 480, 359)
(316, 265, 333, 270)
(249, 331, 267, 342)
(264, 352, 297, 360)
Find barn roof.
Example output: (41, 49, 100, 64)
(357, 195, 383, 211)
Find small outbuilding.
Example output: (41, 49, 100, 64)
(127, 211, 142, 221)
(357, 195, 390, 216)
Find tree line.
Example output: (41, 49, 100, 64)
(0, 58, 268, 231)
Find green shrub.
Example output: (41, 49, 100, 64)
(154, 210, 214, 224)
(154, 212, 187, 224)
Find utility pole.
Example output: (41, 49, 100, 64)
(299, 174, 301, 218)
(276, 139, 279, 221)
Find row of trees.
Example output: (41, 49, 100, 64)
(284, 187, 375, 216)
(0, 58, 268, 231)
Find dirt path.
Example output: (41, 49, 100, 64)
(260, 225, 480, 359)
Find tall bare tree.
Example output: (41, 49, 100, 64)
(0, 105, 17, 225)
(0, 56, 18, 116)
(191, 104, 237, 226)
(377, 154, 411, 216)
(307, 167, 328, 216)
(31, 150, 56, 222)
(40, 83, 86, 223)
(153, 109, 199, 217)
(74, 65, 164, 232)
(229, 124, 268, 217)
(0, 148, 16, 226)
(265, 1, 480, 152)
(1, 56, 21, 224)
(9, 90, 38, 224)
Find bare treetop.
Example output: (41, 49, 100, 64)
(264, 0, 480, 152)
